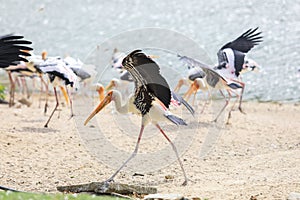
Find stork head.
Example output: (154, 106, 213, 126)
(242, 58, 260, 73)
(41, 51, 47, 60)
(105, 79, 117, 91)
(95, 83, 105, 101)
(84, 90, 114, 126)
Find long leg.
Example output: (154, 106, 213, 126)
(183, 82, 196, 102)
(40, 75, 49, 114)
(65, 85, 74, 118)
(21, 77, 30, 99)
(106, 125, 145, 182)
(174, 79, 184, 93)
(200, 91, 208, 114)
(226, 89, 239, 124)
(44, 87, 59, 128)
(155, 124, 188, 186)
(192, 87, 198, 106)
(7, 72, 15, 107)
(231, 79, 245, 113)
(213, 89, 231, 122)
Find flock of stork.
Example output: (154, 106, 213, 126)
(0, 28, 262, 186)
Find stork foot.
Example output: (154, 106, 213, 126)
(181, 177, 194, 186)
(238, 107, 246, 114)
(104, 178, 115, 185)
(69, 114, 75, 119)
(181, 180, 188, 186)
(226, 121, 231, 125)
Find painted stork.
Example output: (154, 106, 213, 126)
(214, 27, 263, 112)
(37, 52, 78, 127)
(180, 58, 259, 112)
(84, 50, 189, 185)
(179, 28, 262, 123)
(64, 56, 91, 82)
(0, 34, 32, 106)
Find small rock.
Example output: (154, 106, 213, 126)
(165, 175, 174, 180)
(15, 103, 22, 109)
(144, 193, 184, 200)
(18, 98, 32, 107)
(287, 192, 300, 200)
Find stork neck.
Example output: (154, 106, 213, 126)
(112, 90, 129, 114)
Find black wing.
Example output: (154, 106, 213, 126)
(171, 91, 195, 116)
(122, 50, 171, 108)
(220, 27, 263, 53)
(71, 68, 91, 81)
(0, 34, 33, 68)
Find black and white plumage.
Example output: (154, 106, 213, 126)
(0, 34, 32, 106)
(64, 56, 91, 81)
(179, 54, 244, 122)
(85, 49, 189, 185)
(216, 27, 263, 78)
(37, 55, 78, 127)
(0, 34, 32, 68)
(179, 28, 263, 123)
(38, 57, 77, 87)
(175, 55, 207, 93)
(122, 50, 171, 114)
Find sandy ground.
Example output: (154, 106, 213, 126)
(0, 94, 300, 200)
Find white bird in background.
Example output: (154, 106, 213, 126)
(106, 48, 134, 99)
(85, 50, 190, 185)
(64, 56, 91, 82)
(37, 51, 78, 127)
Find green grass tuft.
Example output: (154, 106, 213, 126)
(0, 191, 126, 200)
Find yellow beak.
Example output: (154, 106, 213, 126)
(84, 91, 113, 126)
(105, 80, 115, 91)
(96, 86, 105, 101)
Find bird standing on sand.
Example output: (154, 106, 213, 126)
(179, 28, 263, 123)
(37, 52, 78, 127)
(0, 34, 32, 106)
(215, 27, 263, 113)
(85, 50, 189, 185)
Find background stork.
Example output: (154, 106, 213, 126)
(85, 50, 189, 185)
(37, 52, 78, 127)
(0, 34, 33, 106)
(179, 28, 262, 123)
(215, 27, 263, 112)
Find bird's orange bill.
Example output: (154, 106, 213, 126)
(59, 86, 69, 106)
(105, 80, 115, 91)
(97, 86, 105, 101)
(84, 91, 113, 126)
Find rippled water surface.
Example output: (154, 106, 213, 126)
(1, 0, 299, 101)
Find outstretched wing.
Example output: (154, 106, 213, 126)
(0, 34, 33, 68)
(178, 54, 211, 69)
(122, 49, 171, 108)
(220, 27, 263, 53)
(178, 54, 228, 88)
